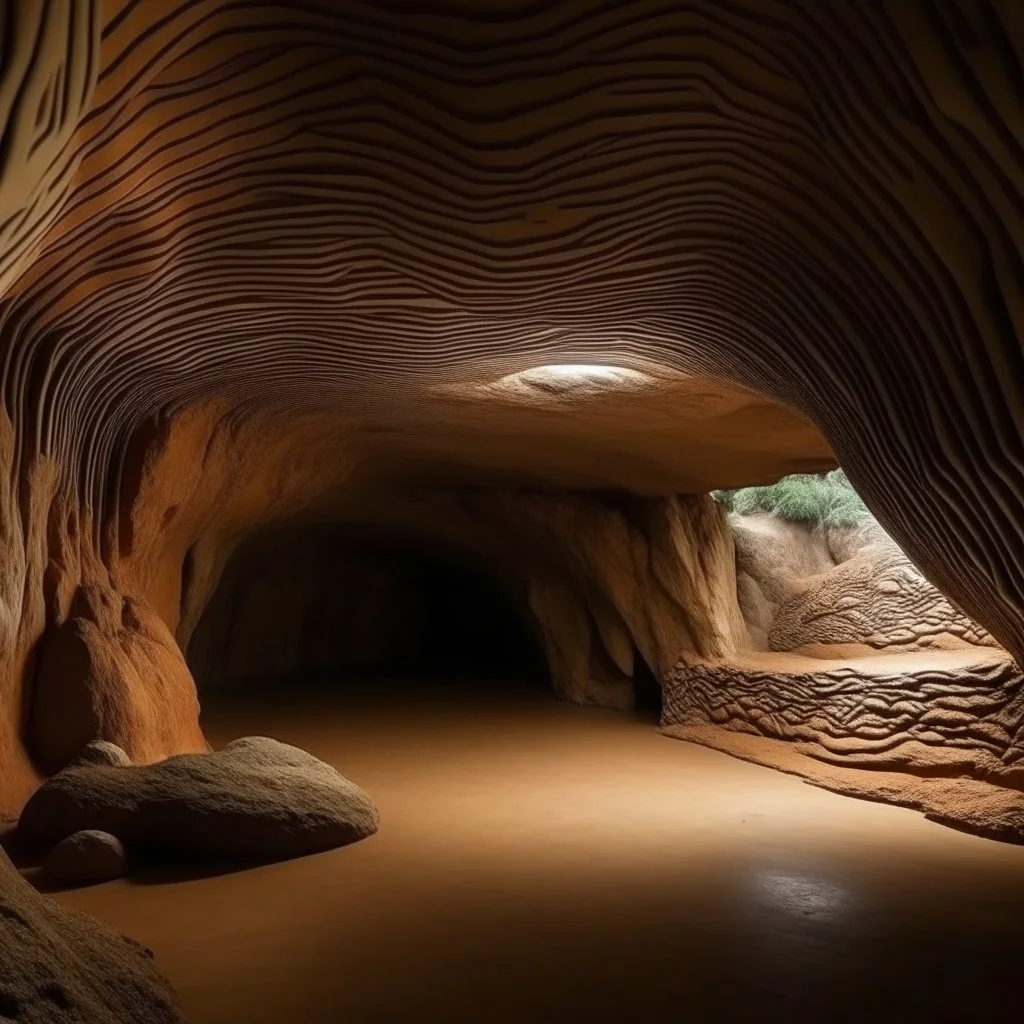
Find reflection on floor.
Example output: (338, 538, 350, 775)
(55, 680, 1024, 1023)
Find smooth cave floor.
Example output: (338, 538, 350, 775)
(55, 678, 1024, 1024)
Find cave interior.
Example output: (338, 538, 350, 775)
(1, 2, 1023, 1023)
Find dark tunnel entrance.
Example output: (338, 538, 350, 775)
(632, 656, 662, 719)
(187, 525, 550, 695)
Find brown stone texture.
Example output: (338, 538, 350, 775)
(663, 722, 1024, 846)
(768, 542, 997, 653)
(661, 515, 1024, 840)
(31, 585, 209, 775)
(0, 847, 183, 1023)
(665, 650, 1023, 779)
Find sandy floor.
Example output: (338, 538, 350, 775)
(54, 680, 1024, 1023)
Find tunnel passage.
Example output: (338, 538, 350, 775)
(187, 525, 550, 695)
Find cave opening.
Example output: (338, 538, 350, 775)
(187, 524, 550, 698)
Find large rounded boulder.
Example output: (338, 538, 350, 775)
(19, 736, 379, 860)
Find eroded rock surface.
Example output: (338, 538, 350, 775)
(661, 512, 1021, 839)
(664, 650, 1024, 779)
(664, 720, 1024, 845)
(19, 737, 379, 859)
(0, 848, 183, 1022)
(769, 542, 997, 652)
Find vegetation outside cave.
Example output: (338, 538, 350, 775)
(712, 469, 869, 528)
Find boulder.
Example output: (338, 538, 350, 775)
(0, 847, 183, 1022)
(19, 736, 379, 860)
(41, 831, 128, 888)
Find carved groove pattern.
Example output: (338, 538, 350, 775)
(663, 655, 1024, 778)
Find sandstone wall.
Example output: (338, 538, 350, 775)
(662, 513, 1023, 840)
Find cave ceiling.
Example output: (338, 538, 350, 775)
(2, 2, 1022, 660)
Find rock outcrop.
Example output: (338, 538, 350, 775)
(31, 585, 209, 775)
(0, 848, 183, 1022)
(19, 738, 380, 860)
(768, 542, 997, 653)
(661, 510, 1023, 841)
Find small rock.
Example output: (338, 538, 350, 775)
(66, 741, 132, 769)
(42, 831, 127, 888)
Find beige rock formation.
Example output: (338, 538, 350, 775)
(731, 516, 997, 654)
(661, 511, 1022, 841)
(31, 585, 209, 775)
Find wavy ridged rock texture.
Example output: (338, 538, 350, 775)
(0, 0, 1022, 842)
(732, 516, 1000, 653)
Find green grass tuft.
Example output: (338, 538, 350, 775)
(712, 469, 869, 528)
